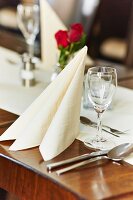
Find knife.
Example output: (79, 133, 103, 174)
(102, 127, 120, 137)
(80, 116, 120, 137)
(47, 149, 108, 170)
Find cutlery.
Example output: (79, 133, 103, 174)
(47, 149, 108, 170)
(0, 120, 15, 128)
(80, 116, 119, 137)
(56, 156, 105, 175)
(56, 143, 133, 175)
(47, 143, 133, 170)
(99, 127, 119, 137)
(80, 116, 127, 135)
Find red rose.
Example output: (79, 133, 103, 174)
(68, 23, 84, 43)
(55, 30, 69, 48)
(71, 23, 83, 34)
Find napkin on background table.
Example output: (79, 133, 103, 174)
(0, 46, 87, 161)
(40, 0, 66, 68)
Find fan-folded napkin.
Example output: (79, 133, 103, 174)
(0, 46, 87, 161)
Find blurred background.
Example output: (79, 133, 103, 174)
(0, 1, 133, 199)
(0, 0, 133, 67)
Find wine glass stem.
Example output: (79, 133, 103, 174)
(97, 112, 102, 135)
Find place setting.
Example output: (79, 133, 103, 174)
(77, 66, 133, 169)
(46, 65, 133, 175)
(0, 46, 133, 177)
(0, 0, 132, 176)
(0, 0, 133, 199)
(0, 11, 133, 176)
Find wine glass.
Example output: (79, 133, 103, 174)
(85, 66, 117, 149)
(17, 3, 39, 59)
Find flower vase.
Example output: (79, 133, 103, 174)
(50, 62, 62, 82)
(50, 53, 75, 82)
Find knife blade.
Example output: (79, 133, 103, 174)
(102, 126, 128, 135)
(102, 127, 120, 137)
(80, 115, 127, 134)
(80, 116, 120, 137)
(47, 149, 108, 170)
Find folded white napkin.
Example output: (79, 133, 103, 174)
(0, 46, 87, 161)
(40, 0, 93, 69)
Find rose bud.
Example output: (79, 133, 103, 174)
(55, 30, 69, 48)
(68, 23, 84, 43)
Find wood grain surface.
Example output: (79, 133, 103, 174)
(0, 106, 133, 200)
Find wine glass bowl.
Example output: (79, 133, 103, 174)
(17, 3, 39, 58)
(86, 66, 117, 149)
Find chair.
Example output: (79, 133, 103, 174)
(0, 0, 20, 32)
(87, 0, 133, 66)
(126, 3, 133, 68)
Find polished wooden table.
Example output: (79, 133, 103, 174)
(0, 112, 133, 200)
(0, 30, 133, 200)
(0, 71, 133, 200)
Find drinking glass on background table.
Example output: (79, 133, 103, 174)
(86, 66, 117, 149)
(17, 3, 39, 59)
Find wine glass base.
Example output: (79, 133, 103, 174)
(84, 139, 115, 150)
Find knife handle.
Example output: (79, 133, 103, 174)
(56, 157, 104, 175)
(46, 150, 108, 170)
